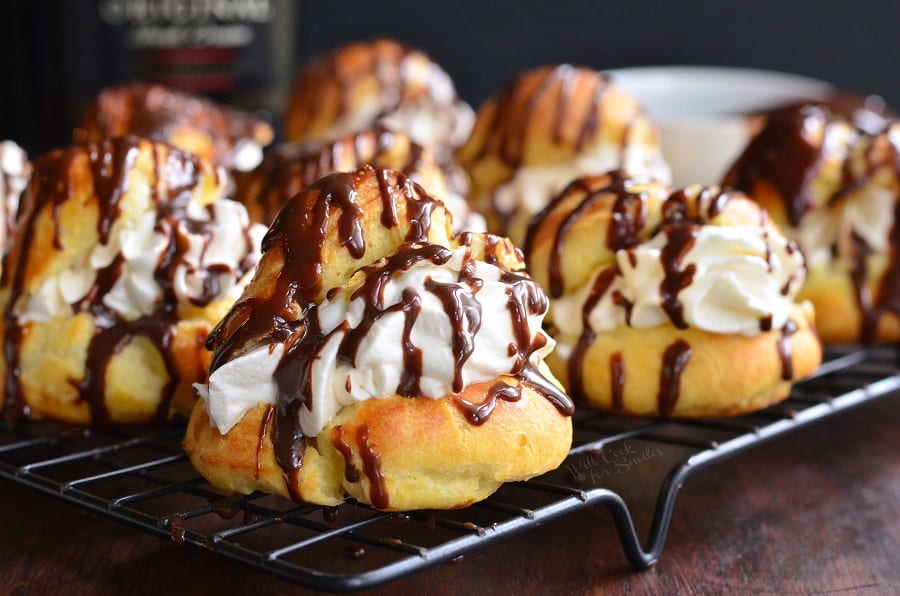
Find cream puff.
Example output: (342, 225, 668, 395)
(524, 171, 821, 417)
(0, 136, 264, 426)
(723, 105, 900, 343)
(184, 166, 573, 511)
(233, 127, 484, 232)
(456, 64, 670, 244)
(74, 82, 274, 173)
(284, 38, 474, 166)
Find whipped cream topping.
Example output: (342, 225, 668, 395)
(492, 143, 671, 229)
(203, 242, 555, 436)
(0, 140, 30, 250)
(319, 97, 475, 163)
(795, 185, 895, 269)
(224, 139, 265, 172)
(552, 223, 805, 347)
(17, 197, 265, 323)
(784, 121, 895, 270)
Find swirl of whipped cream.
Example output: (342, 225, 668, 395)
(552, 223, 805, 347)
(0, 140, 31, 250)
(18, 196, 265, 323)
(202, 242, 555, 436)
(493, 143, 672, 222)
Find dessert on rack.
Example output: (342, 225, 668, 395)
(74, 82, 274, 173)
(284, 38, 474, 167)
(523, 171, 821, 417)
(234, 127, 484, 231)
(723, 105, 900, 343)
(184, 166, 573, 510)
(0, 140, 31, 253)
(455, 64, 671, 244)
(0, 136, 264, 426)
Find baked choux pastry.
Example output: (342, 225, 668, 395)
(74, 82, 274, 172)
(723, 105, 900, 343)
(284, 38, 474, 166)
(524, 171, 821, 418)
(0, 136, 265, 426)
(0, 140, 30, 252)
(456, 64, 671, 244)
(233, 127, 485, 232)
(184, 166, 573, 511)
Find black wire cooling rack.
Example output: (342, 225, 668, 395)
(1, 344, 897, 591)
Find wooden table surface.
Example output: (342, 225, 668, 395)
(1, 394, 897, 595)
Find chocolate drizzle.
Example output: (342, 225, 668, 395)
(566, 267, 616, 401)
(208, 168, 573, 506)
(724, 106, 829, 226)
(658, 340, 692, 418)
(725, 107, 900, 342)
(75, 82, 272, 170)
(255, 405, 275, 480)
(658, 223, 699, 330)
(286, 39, 468, 164)
(357, 425, 388, 510)
(234, 127, 436, 225)
(330, 425, 361, 483)
(453, 381, 522, 425)
(473, 65, 615, 171)
(467, 65, 636, 226)
(777, 320, 798, 381)
(609, 353, 625, 412)
(2, 137, 256, 426)
(424, 271, 483, 392)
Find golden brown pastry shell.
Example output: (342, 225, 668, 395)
(184, 373, 572, 511)
(1, 138, 241, 425)
(455, 66, 661, 238)
(549, 302, 822, 418)
(74, 82, 274, 169)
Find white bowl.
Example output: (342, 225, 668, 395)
(605, 66, 834, 186)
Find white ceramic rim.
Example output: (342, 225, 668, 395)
(604, 65, 835, 121)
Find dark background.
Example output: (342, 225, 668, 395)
(2, 0, 898, 155)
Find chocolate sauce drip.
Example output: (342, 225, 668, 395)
(476, 65, 614, 170)
(295, 40, 426, 134)
(519, 364, 575, 416)
(76, 82, 271, 170)
(338, 244, 453, 369)
(86, 139, 141, 244)
(658, 223, 699, 329)
(330, 425, 361, 483)
(724, 106, 829, 226)
(452, 381, 522, 425)
(376, 167, 398, 229)
(2, 138, 240, 426)
(609, 353, 625, 412)
(255, 404, 275, 480)
(215, 168, 574, 503)
(473, 66, 634, 226)
(873, 193, 900, 339)
(259, 170, 366, 306)
(777, 320, 798, 381)
(567, 267, 616, 401)
(849, 230, 878, 344)
(501, 270, 550, 373)
(396, 289, 424, 396)
(235, 128, 435, 225)
(357, 425, 389, 510)
(424, 270, 483, 392)
(271, 396, 308, 502)
(657, 339, 692, 418)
